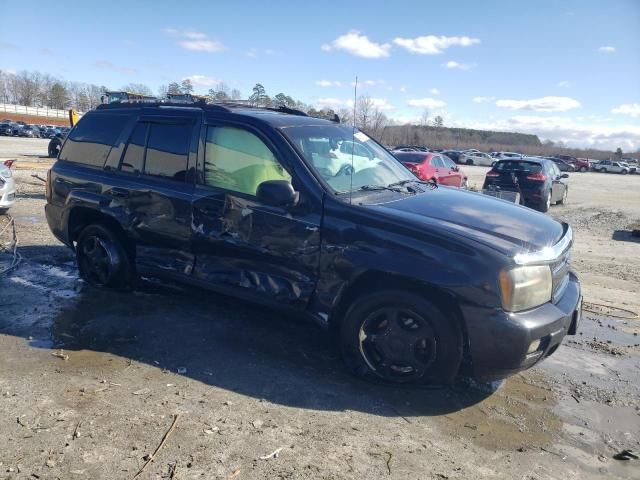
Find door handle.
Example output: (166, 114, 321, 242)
(109, 188, 130, 198)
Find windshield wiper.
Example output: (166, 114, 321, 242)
(387, 179, 437, 191)
(358, 184, 403, 192)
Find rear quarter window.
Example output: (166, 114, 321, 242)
(59, 113, 128, 167)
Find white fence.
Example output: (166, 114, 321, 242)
(0, 103, 84, 119)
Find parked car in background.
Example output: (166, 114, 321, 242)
(594, 160, 633, 174)
(619, 162, 637, 174)
(547, 157, 576, 172)
(395, 151, 468, 187)
(18, 125, 41, 138)
(0, 123, 13, 136)
(460, 151, 494, 166)
(572, 158, 590, 172)
(41, 127, 58, 139)
(0, 161, 16, 214)
(483, 158, 569, 212)
(11, 124, 25, 136)
(440, 150, 463, 164)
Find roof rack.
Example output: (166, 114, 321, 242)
(95, 99, 311, 118)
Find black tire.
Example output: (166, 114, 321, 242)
(538, 190, 551, 212)
(76, 223, 135, 289)
(579, 166, 588, 172)
(621, 169, 628, 175)
(0, 208, 8, 215)
(557, 186, 568, 205)
(339, 290, 463, 385)
(466, 159, 474, 166)
(48, 138, 61, 158)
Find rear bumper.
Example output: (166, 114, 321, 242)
(462, 272, 581, 380)
(45, 203, 71, 246)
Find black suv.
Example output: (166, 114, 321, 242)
(45, 102, 581, 384)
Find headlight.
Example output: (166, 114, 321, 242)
(499, 265, 552, 312)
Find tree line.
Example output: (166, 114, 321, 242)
(0, 69, 634, 159)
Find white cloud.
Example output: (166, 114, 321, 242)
(472, 96, 495, 103)
(247, 48, 279, 58)
(182, 75, 219, 87)
(369, 97, 394, 110)
(393, 35, 480, 55)
(321, 31, 391, 58)
(430, 88, 440, 95)
(495, 96, 581, 112)
(407, 97, 447, 108)
(557, 80, 570, 88)
(598, 46, 616, 53)
(443, 60, 476, 70)
(179, 39, 225, 52)
(316, 80, 342, 87)
(316, 96, 394, 111)
(351, 79, 382, 87)
(164, 27, 225, 53)
(611, 103, 640, 118)
(316, 97, 349, 108)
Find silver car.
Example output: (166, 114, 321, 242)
(595, 160, 635, 174)
(460, 151, 494, 166)
(0, 163, 16, 213)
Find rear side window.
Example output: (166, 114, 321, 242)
(120, 123, 148, 174)
(59, 113, 128, 167)
(144, 123, 191, 180)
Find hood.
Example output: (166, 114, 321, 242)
(364, 187, 565, 257)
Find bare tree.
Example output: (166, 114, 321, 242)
(419, 109, 430, 126)
(121, 83, 153, 96)
(231, 88, 242, 100)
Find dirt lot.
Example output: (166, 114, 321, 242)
(1, 137, 639, 479)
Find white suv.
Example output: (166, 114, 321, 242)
(0, 163, 16, 213)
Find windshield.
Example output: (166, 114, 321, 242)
(280, 124, 414, 193)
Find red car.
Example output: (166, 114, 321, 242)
(394, 152, 468, 187)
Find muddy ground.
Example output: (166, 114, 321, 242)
(0, 137, 639, 479)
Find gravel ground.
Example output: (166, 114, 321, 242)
(0, 137, 639, 479)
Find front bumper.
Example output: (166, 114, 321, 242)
(0, 176, 16, 209)
(462, 272, 581, 380)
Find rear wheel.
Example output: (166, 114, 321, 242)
(339, 290, 463, 385)
(621, 169, 628, 175)
(539, 190, 551, 212)
(466, 159, 474, 166)
(76, 224, 135, 289)
(579, 166, 588, 172)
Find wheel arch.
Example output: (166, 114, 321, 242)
(328, 270, 471, 367)
(67, 207, 132, 256)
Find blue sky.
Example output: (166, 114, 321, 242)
(1, 0, 639, 150)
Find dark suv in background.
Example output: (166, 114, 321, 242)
(45, 102, 581, 384)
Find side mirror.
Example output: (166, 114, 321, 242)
(561, 173, 569, 179)
(452, 165, 459, 171)
(256, 180, 299, 207)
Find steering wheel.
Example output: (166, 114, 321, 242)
(334, 163, 355, 177)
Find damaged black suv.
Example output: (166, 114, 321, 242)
(45, 102, 582, 384)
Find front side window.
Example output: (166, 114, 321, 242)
(281, 124, 414, 194)
(204, 126, 291, 196)
(144, 123, 191, 180)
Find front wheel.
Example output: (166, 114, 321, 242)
(339, 290, 463, 385)
(557, 186, 568, 205)
(76, 224, 135, 289)
(621, 170, 628, 175)
(580, 166, 588, 172)
(465, 159, 474, 166)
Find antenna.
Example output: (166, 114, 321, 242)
(349, 76, 357, 205)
